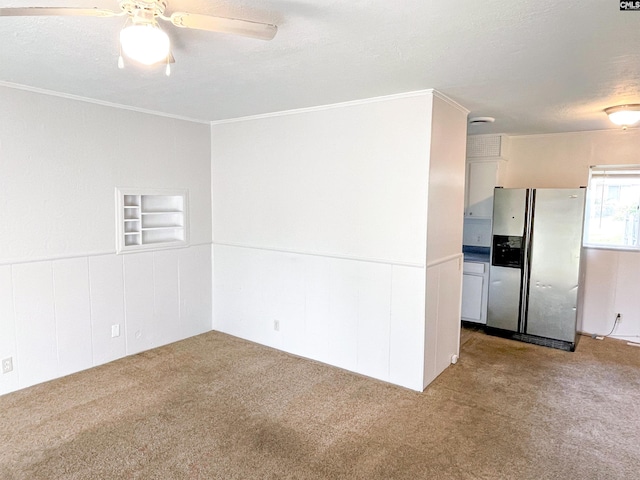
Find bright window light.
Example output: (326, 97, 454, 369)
(584, 166, 640, 250)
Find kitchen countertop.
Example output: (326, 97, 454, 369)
(463, 246, 490, 263)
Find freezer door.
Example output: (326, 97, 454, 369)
(491, 188, 527, 236)
(487, 266, 522, 332)
(526, 189, 585, 342)
(487, 188, 528, 332)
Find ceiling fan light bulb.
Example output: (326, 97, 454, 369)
(120, 24, 170, 66)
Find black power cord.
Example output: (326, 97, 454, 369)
(592, 313, 621, 339)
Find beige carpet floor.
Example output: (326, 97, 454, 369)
(1, 327, 639, 479)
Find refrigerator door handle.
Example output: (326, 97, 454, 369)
(519, 189, 535, 333)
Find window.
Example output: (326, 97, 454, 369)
(584, 166, 640, 249)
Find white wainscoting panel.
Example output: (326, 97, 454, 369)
(123, 252, 156, 355)
(0, 266, 19, 393)
(88, 255, 126, 366)
(389, 265, 426, 390)
(581, 248, 618, 336)
(263, 249, 306, 355)
(326, 259, 360, 373)
(581, 248, 640, 341)
(424, 256, 462, 389)
(153, 251, 181, 348)
(0, 246, 212, 397)
(299, 256, 332, 363)
(213, 244, 428, 390)
(613, 251, 640, 339)
(179, 244, 213, 338)
(53, 258, 93, 376)
(12, 261, 58, 388)
(424, 266, 439, 387)
(213, 245, 261, 342)
(433, 258, 462, 378)
(356, 262, 392, 380)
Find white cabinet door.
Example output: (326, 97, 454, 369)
(461, 274, 484, 322)
(465, 161, 499, 218)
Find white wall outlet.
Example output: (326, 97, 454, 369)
(617, 313, 623, 323)
(111, 324, 120, 338)
(273, 319, 280, 331)
(2, 357, 13, 374)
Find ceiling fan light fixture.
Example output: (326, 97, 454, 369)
(604, 104, 640, 128)
(120, 22, 169, 65)
(0, 1, 278, 72)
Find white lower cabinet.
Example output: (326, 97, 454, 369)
(462, 274, 483, 321)
(461, 261, 489, 324)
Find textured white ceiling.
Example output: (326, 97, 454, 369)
(1, 0, 640, 134)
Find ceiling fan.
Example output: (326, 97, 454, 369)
(0, 1, 278, 74)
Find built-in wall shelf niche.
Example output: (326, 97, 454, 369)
(116, 188, 189, 254)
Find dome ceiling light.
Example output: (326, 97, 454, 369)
(604, 105, 640, 129)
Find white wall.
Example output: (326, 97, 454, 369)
(212, 93, 432, 266)
(426, 96, 466, 263)
(423, 94, 468, 387)
(211, 91, 468, 391)
(505, 129, 640, 342)
(0, 86, 212, 262)
(0, 86, 213, 395)
(212, 92, 436, 390)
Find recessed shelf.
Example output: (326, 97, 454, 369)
(116, 188, 189, 254)
(141, 226, 182, 231)
(124, 234, 141, 247)
(123, 195, 140, 207)
(141, 210, 182, 214)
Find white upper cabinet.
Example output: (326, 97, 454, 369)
(465, 160, 505, 218)
(464, 135, 509, 219)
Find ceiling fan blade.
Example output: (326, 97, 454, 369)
(169, 12, 277, 41)
(0, 7, 121, 18)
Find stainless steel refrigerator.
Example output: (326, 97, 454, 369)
(486, 188, 586, 351)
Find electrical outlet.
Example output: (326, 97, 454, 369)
(273, 320, 280, 332)
(617, 313, 623, 323)
(111, 324, 120, 338)
(2, 357, 13, 374)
